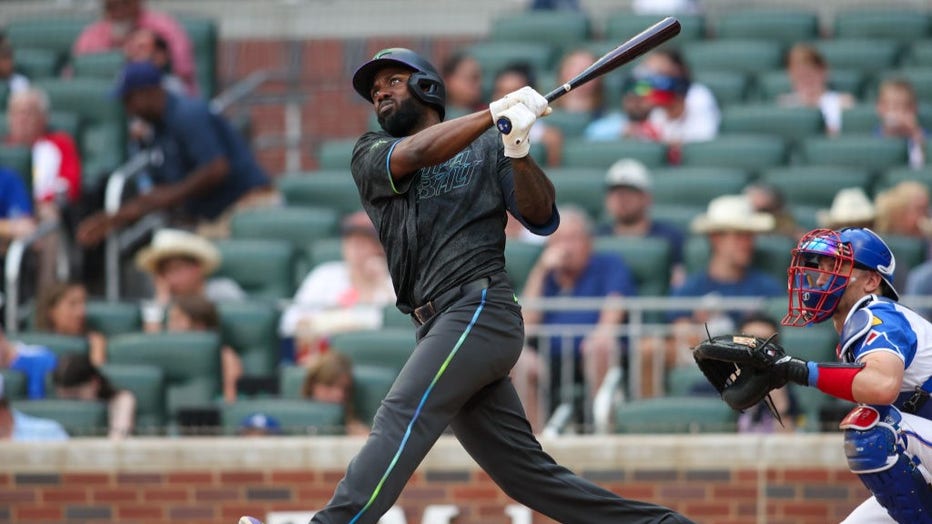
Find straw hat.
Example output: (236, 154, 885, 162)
(135, 229, 221, 275)
(817, 187, 875, 228)
(691, 194, 775, 234)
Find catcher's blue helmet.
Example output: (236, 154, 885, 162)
(352, 48, 446, 120)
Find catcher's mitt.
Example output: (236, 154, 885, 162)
(692, 333, 788, 418)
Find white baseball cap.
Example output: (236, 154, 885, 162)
(605, 159, 651, 192)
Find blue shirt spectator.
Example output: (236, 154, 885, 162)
(668, 270, 784, 326)
(0, 167, 32, 218)
(12, 409, 69, 441)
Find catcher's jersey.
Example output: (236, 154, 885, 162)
(839, 294, 932, 394)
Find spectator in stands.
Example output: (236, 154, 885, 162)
(238, 412, 282, 437)
(0, 326, 57, 400)
(0, 167, 36, 248)
(519, 206, 636, 427)
(552, 49, 603, 119)
(529, 0, 581, 9)
(596, 158, 685, 287)
(302, 351, 369, 436)
(874, 180, 930, 239)
(491, 62, 563, 166)
(52, 353, 136, 438)
(35, 281, 107, 366)
(76, 61, 274, 246)
(875, 78, 926, 168)
(6, 88, 82, 220)
(73, 0, 197, 93)
(135, 228, 246, 330)
(0, 374, 68, 441)
(281, 211, 395, 365)
(125, 28, 188, 95)
(584, 72, 662, 142)
(776, 44, 855, 136)
(817, 187, 876, 230)
(441, 51, 485, 116)
(0, 34, 29, 94)
(744, 181, 801, 239)
(165, 294, 242, 404)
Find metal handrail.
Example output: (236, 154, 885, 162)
(4, 219, 66, 335)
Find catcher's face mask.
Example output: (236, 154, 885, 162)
(784, 229, 854, 326)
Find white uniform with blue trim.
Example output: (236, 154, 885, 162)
(839, 295, 932, 524)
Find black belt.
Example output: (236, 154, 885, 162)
(412, 276, 492, 326)
(896, 386, 932, 421)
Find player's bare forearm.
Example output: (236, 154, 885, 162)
(511, 156, 555, 226)
(389, 111, 493, 178)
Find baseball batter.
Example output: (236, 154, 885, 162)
(285, 48, 694, 524)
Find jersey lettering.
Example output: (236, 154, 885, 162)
(416, 149, 481, 200)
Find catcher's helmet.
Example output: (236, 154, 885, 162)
(352, 48, 446, 120)
(784, 227, 898, 326)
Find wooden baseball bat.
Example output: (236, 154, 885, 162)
(495, 16, 682, 135)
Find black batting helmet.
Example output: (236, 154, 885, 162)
(352, 48, 446, 120)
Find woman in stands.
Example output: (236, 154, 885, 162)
(52, 353, 136, 438)
(301, 351, 369, 436)
(35, 281, 107, 366)
(777, 44, 855, 136)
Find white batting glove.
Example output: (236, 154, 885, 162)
(489, 86, 552, 121)
(498, 103, 536, 158)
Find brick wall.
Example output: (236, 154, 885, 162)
(0, 434, 869, 524)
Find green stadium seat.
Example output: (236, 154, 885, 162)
(715, 10, 820, 45)
(884, 235, 926, 275)
(0, 145, 32, 181)
(877, 166, 932, 193)
(329, 328, 415, 374)
(651, 204, 703, 233)
(279, 365, 307, 399)
(682, 40, 784, 74)
(605, 13, 706, 42)
(0, 84, 8, 110)
(593, 236, 673, 296)
(544, 110, 593, 138)
(615, 397, 737, 433)
(755, 69, 867, 101)
(177, 16, 219, 97)
(221, 398, 344, 436)
(100, 363, 166, 434)
(561, 139, 667, 169)
(720, 105, 825, 141)
(812, 39, 903, 74)
(468, 41, 556, 80)
(382, 305, 413, 329)
(685, 234, 795, 283)
(800, 136, 907, 171)
(650, 167, 751, 208)
(215, 239, 297, 300)
(776, 325, 838, 363)
(16, 333, 88, 359)
(14, 48, 60, 79)
(0, 369, 28, 400)
(278, 170, 363, 216)
(5, 17, 93, 67)
(665, 364, 707, 397)
(790, 204, 821, 232)
(352, 364, 396, 424)
(217, 301, 280, 376)
(692, 71, 751, 106)
(906, 40, 932, 67)
(84, 300, 141, 337)
(14, 399, 108, 437)
(882, 67, 932, 101)
(546, 167, 605, 220)
(71, 51, 125, 79)
(505, 239, 543, 295)
(833, 9, 929, 42)
(489, 11, 591, 51)
(680, 135, 787, 173)
(107, 332, 221, 419)
(306, 237, 343, 269)
(317, 139, 357, 171)
(759, 166, 873, 208)
(840, 105, 879, 134)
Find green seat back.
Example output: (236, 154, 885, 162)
(382, 305, 412, 329)
(107, 332, 221, 418)
(834, 10, 929, 42)
(221, 398, 344, 436)
(685, 234, 795, 283)
(682, 40, 784, 74)
(544, 110, 593, 138)
(279, 364, 307, 399)
(593, 236, 672, 296)
(720, 105, 825, 141)
(906, 40, 932, 67)
(5, 17, 93, 67)
(317, 139, 357, 170)
(84, 300, 141, 337)
(615, 397, 737, 433)
(16, 333, 88, 359)
(756, 69, 867, 101)
(178, 16, 219, 97)
(0, 369, 28, 400)
(884, 234, 927, 274)
(878, 166, 932, 193)
(217, 301, 280, 376)
(841, 105, 880, 134)
(606, 13, 705, 42)
(215, 239, 297, 300)
(547, 168, 605, 219)
(760, 166, 873, 208)
(776, 325, 838, 363)
(652, 204, 703, 233)
(278, 170, 363, 216)
(801, 135, 907, 171)
(490, 11, 591, 51)
(716, 10, 819, 45)
(71, 51, 125, 80)
(48, 111, 82, 140)
(680, 135, 787, 173)
(15, 48, 60, 79)
(468, 41, 556, 80)
(693, 71, 750, 106)
(505, 239, 544, 295)
(882, 67, 932, 101)
(665, 364, 708, 397)
(651, 167, 751, 207)
(307, 237, 344, 269)
(14, 399, 108, 437)
(561, 139, 667, 169)
(99, 363, 166, 434)
(329, 329, 415, 374)
(0, 145, 32, 181)
(352, 364, 395, 424)
(813, 39, 902, 73)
